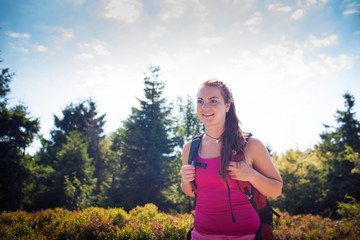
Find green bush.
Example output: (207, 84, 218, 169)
(1, 202, 359, 239)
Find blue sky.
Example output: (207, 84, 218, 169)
(1, 0, 359, 154)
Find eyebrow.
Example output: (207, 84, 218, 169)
(209, 96, 220, 99)
(197, 96, 220, 99)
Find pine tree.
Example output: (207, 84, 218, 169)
(58, 131, 95, 209)
(0, 61, 40, 211)
(34, 99, 106, 209)
(51, 99, 106, 198)
(317, 92, 360, 217)
(114, 66, 174, 210)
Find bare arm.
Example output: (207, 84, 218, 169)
(227, 137, 283, 197)
(180, 141, 195, 197)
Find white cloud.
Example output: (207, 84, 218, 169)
(233, 0, 256, 8)
(6, 31, 31, 39)
(291, 9, 305, 20)
(18, 47, 30, 54)
(51, 27, 75, 42)
(148, 25, 168, 38)
(343, 1, 360, 14)
(256, 43, 313, 85)
(35, 45, 48, 52)
(159, 2, 185, 20)
(244, 12, 262, 26)
(267, 3, 292, 13)
(319, 54, 354, 71)
(102, 0, 142, 24)
(158, 0, 207, 21)
(305, 0, 317, 7)
(304, 34, 338, 49)
(92, 44, 110, 56)
(244, 12, 262, 33)
(346, 1, 360, 8)
(226, 35, 352, 89)
(198, 37, 225, 46)
(59, 29, 75, 41)
(310, 54, 354, 74)
(74, 53, 94, 61)
(344, 9, 360, 15)
(78, 41, 111, 58)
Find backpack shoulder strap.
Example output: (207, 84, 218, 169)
(188, 134, 203, 166)
(237, 133, 263, 202)
(245, 132, 252, 141)
(244, 185, 258, 213)
(188, 134, 204, 207)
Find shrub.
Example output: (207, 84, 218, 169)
(1, 202, 359, 239)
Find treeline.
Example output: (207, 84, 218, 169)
(1, 61, 359, 218)
(271, 92, 360, 217)
(0, 65, 202, 213)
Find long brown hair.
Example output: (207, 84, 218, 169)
(202, 79, 246, 180)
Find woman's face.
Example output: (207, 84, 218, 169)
(197, 86, 230, 127)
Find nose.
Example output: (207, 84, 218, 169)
(200, 102, 210, 109)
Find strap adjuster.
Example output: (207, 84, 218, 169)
(191, 161, 207, 168)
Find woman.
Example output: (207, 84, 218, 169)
(181, 79, 283, 240)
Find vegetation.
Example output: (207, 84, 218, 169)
(1, 57, 360, 238)
(0, 201, 359, 240)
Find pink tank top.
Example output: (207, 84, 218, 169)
(194, 154, 260, 236)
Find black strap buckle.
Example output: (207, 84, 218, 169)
(191, 161, 207, 168)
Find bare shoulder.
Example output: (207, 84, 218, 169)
(244, 136, 270, 164)
(182, 140, 192, 166)
(246, 136, 267, 152)
(245, 136, 282, 186)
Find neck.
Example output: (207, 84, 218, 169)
(204, 126, 224, 143)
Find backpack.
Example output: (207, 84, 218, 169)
(186, 134, 279, 240)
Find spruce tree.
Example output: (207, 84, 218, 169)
(317, 92, 360, 217)
(51, 99, 106, 197)
(0, 62, 40, 211)
(115, 66, 174, 210)
(35, 99, 106, 209)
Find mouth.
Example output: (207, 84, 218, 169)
(202, 113, 214, 117)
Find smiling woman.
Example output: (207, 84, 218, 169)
(180, 79, 283, 240)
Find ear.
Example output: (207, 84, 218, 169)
(226, 102, 231, 112)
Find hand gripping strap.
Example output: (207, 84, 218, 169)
(188, 134, 204, 197)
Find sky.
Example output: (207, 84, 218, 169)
(0, 0, 359, 154)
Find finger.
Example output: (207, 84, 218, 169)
(229, 161, 242, 168)
(181, 171, 195, 178)
(182, 166, 196, 171)
(228, 174, 236, 180)
(182, 169, 195, 175)
(181, 165, 194, 169)
(183, 169, 195, 174)
(226, 165, 236, 171)
(181, 167, 195, 172)
(183, 175, 195, 182)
